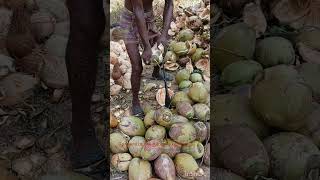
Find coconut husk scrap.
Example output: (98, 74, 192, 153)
(6, 5, 36, 59)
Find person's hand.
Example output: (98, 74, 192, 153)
(142, 46, 152, 65)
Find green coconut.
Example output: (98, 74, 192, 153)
(162, 138, 182, 158)
(251, 78, 313, 131)
(128, 158, 152, 180)
(255, 36, 295, 68)
(169, 122, 197, 144)
(213, 125, 270, 179)
(174, 153, 204, 179)
(154, 107, 173, 128)
(177, 29, 194, 42)
(171, 91, 193, 106)
(193, 121, 208, 142)
(190, 73, 203, 83)
(213, 23, 256, 71)
(221, 60, 263, 87)
(144, 110, 156, 128)
(172, 42, 189, 56)
(145, 125, 166, 141)
(193, 103, 210, 122)
(119, 116, 146, 136)
(179, 80, 192, 90)
(188, 82, 209, 103)
(181, 141, 204, 159)
(176, 69, 191, 84)
(263, 132, 320, 180)
(176, 101, 194, 119)
(298, 62, 320, 100)
(213, 94, 269, 138)
(110, 132, 129, 153)
(154, 154, 176, 180)
(259, 64, 300, 82)
(164, 50, 178, 63)
(171, 114, 189, 124)
(140, 139, 163, 161)
(191, 48, 205, 63)
(128, 136, 146, 158)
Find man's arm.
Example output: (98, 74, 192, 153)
(161, 0, 173, 40)
(131, 0, 151, 50)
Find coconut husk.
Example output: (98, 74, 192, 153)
(6, 5, 36, 59)
(30, 11, 56, 43)
(156, 88, 174, 106)
(0, 73, 38, 106)
(17, 47, 45, 75)
(40, 55, 68, 89)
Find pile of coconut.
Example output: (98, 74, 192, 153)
(212, 0, 320, 179)
(0, 0, 71, 106)
(109, 1, 211, 179)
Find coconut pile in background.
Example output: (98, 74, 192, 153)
(212, 0, 320, 179)
(0, 0, 70, 107)
(110, 1, 210, 179)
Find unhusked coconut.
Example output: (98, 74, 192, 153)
(0, 73, 38, 106)
(35, 0, 69, 22)
(263, 132, 320, 180)
(298, 105, 320, 147)
(31, 11, 56, 43)
(17, 47, 45, 75)
(45, 35, 67, 58)
(251, 78, 313, 131)
(221, 60, 263, 87)
(216, 0, 251, 17)
(243, 1, 267, 38)
(213, 23, 256, 71)
(54, 21, 69, 38)
(298, 62, 320, 100)
(255, 36, 295, 67)
(0, 54, 15, 79)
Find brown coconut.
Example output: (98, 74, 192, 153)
(6, 5, 36, 59)
(154, 154, 176, 180)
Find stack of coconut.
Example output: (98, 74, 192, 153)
(0, 0, 70, 106)
(110, 1, 211, 179)
(110, 40, 132, 95)
(212, 0, 320, 179)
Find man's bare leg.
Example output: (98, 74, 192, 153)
(66, 0, 105, 169)
(125, 43, 144, 116)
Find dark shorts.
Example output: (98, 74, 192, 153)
(119, 8, 160, 45)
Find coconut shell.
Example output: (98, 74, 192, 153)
(263, 132, 320, 180)
(17, 47, 45, 75)
(213, 125, 270, 178)
(154, 154, 176, 180)
(128, 136, 145, 158)
(145, 125, 166, 141)
(255, 36, 295, 68)
(110, 132, 129, 153)
(128, 158, 152, 180)
(213, 94, 269, 138)
(213, 23, 256, 71)
(40, 55, 68, 89)
(0, 73, 38, 106)
(30, 11, 55, 43)
(174, 153, 204, 179)
(169, 122, 196, 145)
(6, 6, 36, 59)
(140, 139, 163, 161)
(119, 116, 146, 136)
(251, 78, 313, 131)
(177, 56, 191, 67)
